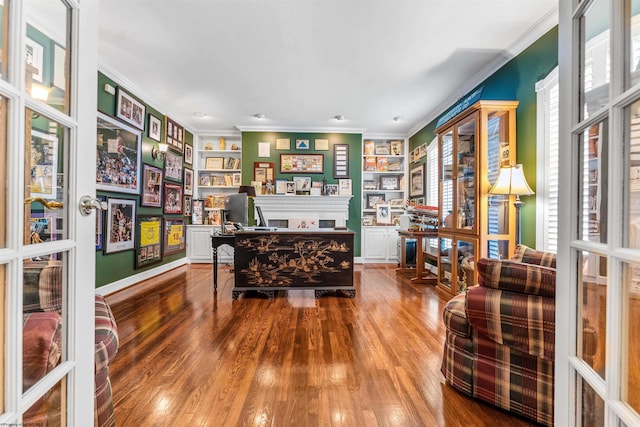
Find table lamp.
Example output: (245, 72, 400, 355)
(238, 185, 257, 198)
(488, 163, 534, 244)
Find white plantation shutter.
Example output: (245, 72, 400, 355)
(426, 138, 438, 251)
(486, 117, 501, 258)
(536, 67, 559, 253)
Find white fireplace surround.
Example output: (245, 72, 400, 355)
(253, 195, 352, 228)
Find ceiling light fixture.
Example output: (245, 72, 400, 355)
(254, 113, 266, 119)
(194, 112, 208, 118)
(393, 116, 401, 122)
(334, 115, 345, 121)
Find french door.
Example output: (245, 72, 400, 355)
(0, 1, 97, 425)
(558, 0, 640, 425)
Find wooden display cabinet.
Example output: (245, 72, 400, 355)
(436, 100, 519, 296)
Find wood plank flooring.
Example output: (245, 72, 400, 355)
(105, 263, 537, 427)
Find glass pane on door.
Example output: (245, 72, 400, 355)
(0, 1, 9, 81)
(457, 117, 476, 230)
(576, 376, 605, 427)
(0, 263, 4, 413)
(628, 100, 640, 248)
(24, 0, 70, 113)
(25, 110, 68, 244)
(440, 131, 453, 229)
(438, 237, 452, 289)
(629, 0, 640, 88)
(624, 261, 640, 413)
(578, 251, 607, 379)
(0, 95, 6, 249)
(580, 121, 608, 243)
(23, 376, 65, 426)
(580, 0, 610, 120)
(456, 238, 476, 293)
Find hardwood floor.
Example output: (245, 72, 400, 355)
(105, 263, 537, 427)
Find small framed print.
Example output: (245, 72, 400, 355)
(295, 139, 310, 150)
(232, 173, 242, 186)
(205, 157, 224, 170)
(410, 164, 425, 197)
(105, 198, 136, 254)
(334, 144, 349, 178)
(141, 164, 163, 207)
(314, 138, 329, 150)
(116, 88, 146, 130)
(276, 138, 290, 150)
(390, 140, 403, 155)
(380, 175, 400, 190)
(366, 193, 385, 210)
(375, 142, 390, 155)
(164, 182, 183, 214)
(184, 144, 193, 165)
(148, 114, 162, 141)
(326, 184, 339, 195)
(184, 168, 193, 195)
(164, 151, 183, 182)
(376, 204, 392, 225)
(293, 176, 312, 193)
(164, 116, 184, 152)
(192, 199, 204, 225)
(285, 181, 296, 194)
(184, 195, 192, 216)
(275, 179, 288, 194)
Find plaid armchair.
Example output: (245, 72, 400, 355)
(441, 245, 559, 426)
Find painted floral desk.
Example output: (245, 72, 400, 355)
(233, 229, 355, 299)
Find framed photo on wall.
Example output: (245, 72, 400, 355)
(148, 114, 162, 141)
(95, 195, 106, 251)
(163, 217, 185, 256)
(164, 151, 183, 182)
(184, 168, 193, 195)
(104, 198, 136, 254)
(164, 116, 184, 152)
(29, 130, 58, 200)
(334, 144, 349, 178)
(96, 112, 142, 194)
(184, 144, 193, 165)
(141, 164, 163, 207)
(164, 182, 183, 214)
(116, 88, 146, 130)
(135, 215, 162, 269)
(410, 164, 425, 197)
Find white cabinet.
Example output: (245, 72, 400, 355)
(362, 226, 399, 263)
(186, 225, 233, 263)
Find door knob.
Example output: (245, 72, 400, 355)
(79, 195, 107, 216)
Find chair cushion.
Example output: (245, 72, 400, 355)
(95, 295, 119, 373)
(477, 258, 556, 298)
(442, 293, 470, 337)
(511, 244, 556, 268)
(38, 262, 63, 312)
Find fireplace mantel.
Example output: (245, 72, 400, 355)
(253, 195, 352, 227)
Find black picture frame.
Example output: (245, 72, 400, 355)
(95, 195, 106, 251)
(280, 153, 324, 173)
(163, 217, 185, 256)
(148, 114, 162, 141)
(96, 112, 142, 194)
(141, 164, 163, 207)
(334, 144, 349, 178)
(366, 193, 386, 210)
(135, 215, 163, 269)
(380, 175, 400, 190)
(116, 87, 146, 130)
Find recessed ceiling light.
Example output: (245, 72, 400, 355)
(254, 113, 266, 119)
(334, 115, 345, 121)
(393, 116, 401, 122)
(194, 112, 208, 118)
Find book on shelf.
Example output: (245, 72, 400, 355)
(364, 140, 375, 155)
(224, 174, 233, 186)
(364, 156, 376, 171)
(390, 140, 403, 155)
(376, 156, 388, 172)
(387, 158, 402, 171)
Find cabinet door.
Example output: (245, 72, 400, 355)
(385, 229, 399, 262)
(440, 130, 454, 230)
(455, 114, 477, 233)
(363, 227, 390, 260)
(438, 236, 477, 293)
(187, 227, 213, 262)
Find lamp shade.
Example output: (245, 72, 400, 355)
(238, 185, 256, 197)
(489, 164, 534, 196)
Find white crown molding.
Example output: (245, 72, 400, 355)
(407, 6, 559, 139)
(362, 133, 407, 140)
(235, 125, 367, 134)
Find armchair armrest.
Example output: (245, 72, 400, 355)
(477, 258, 556, 298)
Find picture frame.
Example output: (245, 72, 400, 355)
(326, 184, 339, 195)
(293, 176, 312, 193)
(184, 195, 192, 216)
(184, 168, 193, 195)
(314, 138, 329, 151)
(276, 138, 290, 150)
(184, 144, 193, 165)
(105, 198, 136, 254)
(376, 203, 392, 225)
(295, 139, 310, 150)
(116, 88, 146, 130)
(338, 178, 352, 196)
(141, 164, 163, 207)
(275, 179, 288, 194)
(366, 193, 386, 210)
(164, 116, 184, 152)
(164, 151, 183, 182)
(148, 114, 162, 141)
(199, 173, 211, 186)
(380, 175, 400, 190)
(375, 142, 390, 155)
(285, 181, 297, 194)
(163, 217, 185, 256)
(390, 140, 403, 156)
(95, 195, 106, 250)
(280, 153, 324, 173)
(205, 157, 224, 170)
(25, 37, 44, 83)
(253, 161, 274, 183)
(333, 144, 349, 178)
(96, 111, 142, 194)
(410, 164, 425, 197)
(29, 130, 58, 199)
(232, 173, 242, 186)
(164, 182, 183, 214)
(363, 140, 375, 155)
(191, 199, 204, 225)
(135, 215, 163, 269)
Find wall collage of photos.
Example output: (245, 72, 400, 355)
(96, 74, 193, 277)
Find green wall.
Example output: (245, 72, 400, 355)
(241, 132, 362, 256)
(96, 72, 192, 287)
(409, 27, 558, 249)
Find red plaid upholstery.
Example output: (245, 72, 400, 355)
(441, 247, 560, 427)
(38, 262, 64, 312)
(95, 294, 119, 427)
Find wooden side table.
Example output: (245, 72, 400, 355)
(397, 229, 438, 284)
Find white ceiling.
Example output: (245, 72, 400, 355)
(97, 1, 558, 137)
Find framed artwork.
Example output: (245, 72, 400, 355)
(333, 144, 349, 178)
(275, 179, 288, 194)
(375, 142, 390, 155)
(184, 144, 193, 165)
(363, 140, 375, 155)
(105, 198, 136, 254)
(164, 182, 183, 214)
(232, 173, 242, 186)
(25, 37, 44, 82)
(96, 111, 141, 194)
(148, 114, 162, 141)
(366, 193, 385, 210)
(164, 116, 184, 152)
(280, 153, 324, 173)
(199, 173, 211, 186)
(192, 199, 204, 225)
(314, 139, 329, 150)
(29, 130, 58, 199)
(164, 151, 183, 182)
(410, 164, 425, 197)
(376, 204, 392, 225)
(338, 178, 352, 196)
(285, 181, 297, 194)
(253, 161, 274, 183)
(141, 164, 163, 207)
(163, 217, 185, 256)
(116, 88, 146, 130)
(276, 138, 290, 150)
(326, 184, 339, 195)
(205, 157, 224, 170)
(184, 195, 192, 216)
(380, 175, 400, 190)
(293, 176, 312, 193)
(295, 139, 310, 149)
(390, 140, 403, 156)
(95, 195, 106, 250)
(184, 168, 194, 195)
(135, 215, 163, 269)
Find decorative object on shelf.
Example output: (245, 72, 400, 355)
(184, 144, 193, 165)
(148, 114, 162, 141)
(381, 175, 400, 190)
(164, 116, 184, 152)
(376, 203, 392, 224)
(205, 157, 224, 170)
(204, 142, 213, 150)
(409, 164, 424, 197)
(192, 199, 204, 225)
(116, 87, 146, 130)
(276, 138, 290, 150)
(375, 142, 390, 155)
(326, 184, 339, 196)
(184, 196, 192, 216)
(164, 151, 183, 182)
(280, 153, 324, 173)
(104, 197, 136, 254)
(285, 181, 296, 194)
(97, 112, 141, 195)
(232, 173, 242, 186)
(489, 163, 534, 244)
(364, 140, 375, 155)
(295, 139, 310, 149)
(293, 176, 312, 193)
(275, 179, 288, 194)
(321, 177, 328, 195)
(364, 156, 376, 171)
(219, 137, 226, 150)
(251, 180, 263, 195)
(390, 140, 403, 155)
(334, 144, 349, 178)
(184, 168, 193, 196)
(135, 215, 162, 269)
(231, 143, 239, 150)
(141, 164, 163, 207)
(376, 157, 388, 171)
(163, 217, 185, 256)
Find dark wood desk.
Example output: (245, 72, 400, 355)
(397, 229, 438, 284)
(210, 233, 236, 290)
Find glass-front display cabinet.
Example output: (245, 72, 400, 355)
(436, 100, 518, 296)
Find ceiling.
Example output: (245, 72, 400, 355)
(97, 1, 558, 137)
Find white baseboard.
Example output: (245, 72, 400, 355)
(95, 258, 188, 296)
